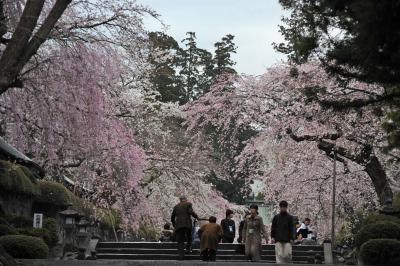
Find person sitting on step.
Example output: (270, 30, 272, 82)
(159, 222, 174, 242)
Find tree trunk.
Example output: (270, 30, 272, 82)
(317, 140, 393, 205)
(0, 0, 71, 94)
(364, 156, 393, 205)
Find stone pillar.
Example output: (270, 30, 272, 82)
(323, 239, 333, 264)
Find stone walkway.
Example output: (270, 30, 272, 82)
(19, 259, 334, 266)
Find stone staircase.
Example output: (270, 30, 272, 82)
(96, 242, 325, 263)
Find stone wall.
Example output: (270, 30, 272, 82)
(0, 192, 33, 217)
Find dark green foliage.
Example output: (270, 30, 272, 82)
(9, 215, 32, 228)
(213, 34, 237, 76)
(275, 0, 400, 150)
(148, 31, 185, 104)
(43, 218, 58, 247)
(35, 181, 70, 206)
(359, 239, 400, 266)
(206, 171, 251, 205)
(0, 235, 48, 259)
(178, 32, 214, 102)
(362, 212, 400, 226)
(18, 228, 51, 247)
(34, 181, 94, 217)
(148, 31, 237, 105)
(275, 0, 400, 86)
(355, 221, 400, 250)
(0, 224, 18, 236)
(0, 160, 39, 196)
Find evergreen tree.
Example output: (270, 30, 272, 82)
(148, 32, 185, 103)
(213, 34, 237, 77)
(178, 32, 214, 102)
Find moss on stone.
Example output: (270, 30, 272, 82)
(0, 160, 39, 196)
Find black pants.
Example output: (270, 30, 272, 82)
(175, 228, 192, 259)
(201, 248, 216, 261)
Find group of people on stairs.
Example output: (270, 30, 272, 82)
(168, 196, 308, 263)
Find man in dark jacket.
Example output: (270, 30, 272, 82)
(171, 196, 199, 260)
(271, 200, 295, 263)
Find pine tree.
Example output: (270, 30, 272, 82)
(148, 32, 185, 103)
(213, 34, 237, 77)
(178, 32, 214, 102)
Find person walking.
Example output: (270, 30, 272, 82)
(271, 200, 295, 264)
(171, 196, 199, 260)
(242, 204, 268, 262)
(237, 211, 250, 244)
(221, 209, 235, 243)
(198, 216, 223, 261)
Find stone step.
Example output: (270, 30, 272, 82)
(96, 253, 317, 263)
(96, 248, 322, 257)
(95, 242, 325, 263)
(96, 242, 323, 252)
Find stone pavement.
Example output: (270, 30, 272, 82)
(19, 259, 335, 266)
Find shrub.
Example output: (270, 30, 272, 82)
(18, 228, 52, 247)
(355, 221, 400, 249)
(43, 218, 58, 247)
(138, 221, 159, 241)
(35, 181, 70, 207)
(359, 239, 400, 266)
(34, 181, 94, 217)
(362, 212, 400, 226)
(0, 224, 18, 236)
(67, 190, 94, 217)
(0, 235, 48, 259)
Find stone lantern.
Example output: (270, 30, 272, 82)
(59, 209, 79, 250)
(76, 217, 91, 260)
(77, 217, 90, 233)
(59, 209, 79, 228)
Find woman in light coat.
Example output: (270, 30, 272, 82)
(242, 204, 268, 262)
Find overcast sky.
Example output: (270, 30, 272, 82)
(140, 0, 287, 75)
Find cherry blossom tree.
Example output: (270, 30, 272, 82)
(184, 62, 399, 238)
(0, 42, 150, 229)
(0, 0, 157, 94)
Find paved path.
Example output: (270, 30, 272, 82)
(19, 259, 334, 266)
